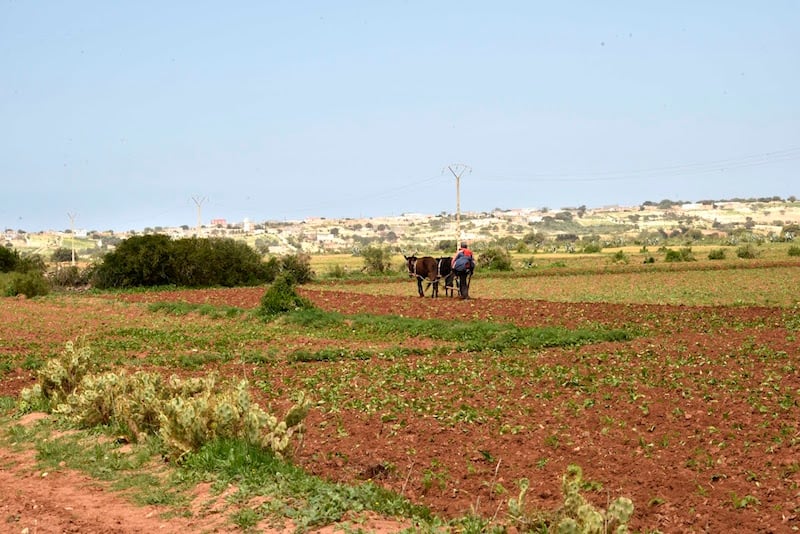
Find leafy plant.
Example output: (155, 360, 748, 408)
(736, 244, 759, 259)
(257, 275, 314, 318)
(18, 341, 311, 462)
(610, 250, 629, 264)
(507, 466, 634, 533)
(360, 246, 393, 274)
(18, 339, 96, 412)
(478, 247, 513, 271)
(708, 248, 727, 260)
(664, 247, 696, 262)
(91, 235, 272, 289)
(279, 253, 314, 284)
(3, 271, 50, 297)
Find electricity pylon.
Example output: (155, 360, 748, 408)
(444, 164, 471, 248)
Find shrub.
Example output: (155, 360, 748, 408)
(280, 253, 314, 284)
(19, 341, 310, 462)
(171, 237, 271, 287)
(92, 235, 273, 289)
(610, 250, 629, 264)
(664, 247, 695, 262)
(50, 265, 92, 288)
(258, 276, 314, 317)
(0, 246, 18, 272)
(325, 264, 348, 278)
(736, 244, 759, 259)
(51, 247, 77, 263)
(360, 246, 392, 275)
(708, 248, 726, 260)
(92, 234, 174, 288)
(18, 340, 95, 412)
(507, 465, 634, 533)
(14, 253, 46, 274)
(3, 271, 50, 297)
(263, 256, 280, 282)
(789, 245, 800, 257)
(582, 243, 602, 254)
(158, 376, 309, 461)
(477, 247, 513, 271)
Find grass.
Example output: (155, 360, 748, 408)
(174, 438, 433, 530)
(0, 415, 432, 531)
(318, 261, 800, 306)
(285, 308, 635, 349)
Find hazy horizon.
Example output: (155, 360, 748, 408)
(3, 3, 798, 233)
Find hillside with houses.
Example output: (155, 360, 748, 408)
(4, 197, 799, 260)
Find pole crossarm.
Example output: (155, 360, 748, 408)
(443, 164, 472, 247)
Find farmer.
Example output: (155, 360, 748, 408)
(451, 242, 475, 299)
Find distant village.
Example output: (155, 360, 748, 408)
(4, 197, 799, 259)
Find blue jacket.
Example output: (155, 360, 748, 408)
(452, 249, 474, 272)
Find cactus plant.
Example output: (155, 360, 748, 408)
(17, 340, 311, 462)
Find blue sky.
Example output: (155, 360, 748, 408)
(2, 2, 798, 232)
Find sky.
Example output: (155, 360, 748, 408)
(1, 2, 798, 233)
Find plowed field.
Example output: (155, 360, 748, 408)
(1, 282, 798, 533)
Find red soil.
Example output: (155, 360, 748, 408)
(0, 286, 798, 532)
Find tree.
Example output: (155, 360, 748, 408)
(522, 232, 545, 246)
(51, 247, 76, 263)
(436, 240, 456, 252)
(360, 246, 392, 274)
(280, 253, 314, 284)
(0, 246, 17, 272)
(477, 247, 512, 271)
(92, 234, 174, 288)
(92, 235, 273, 289)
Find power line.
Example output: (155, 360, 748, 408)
(481, 145, 800, 183)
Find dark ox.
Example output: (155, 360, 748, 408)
(435, 257, 456, 297)
(404, 255, 456, 298)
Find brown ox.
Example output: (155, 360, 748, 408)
(404, 255, 443, 297)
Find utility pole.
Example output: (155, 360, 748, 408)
(192, 196, 206, 236)
(67, 212, 77, 265)
(444, 164, 471, 248)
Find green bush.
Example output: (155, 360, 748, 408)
(708, 248, 726, 260)
(91, 235, 273, 289)
(171, 237, 270, 287)
(3, 271, 50, 297)
(51, 247, 77, 263)
(14, 253, 46, 274)
(610, 250, 629, 264)
(17, 340, 95, 412)
(360, 246, 392, 274)
(280, 253, 314, 284)
(477, 247, 512, 271)
(582, 243, 602, 254)
(258, 276, 314, 317)
(325, 264, 348, 278)
(19, 341, 310, 462)
(507, 465, 634, 533)
(736, 244, 759, 259)
(92, 234, 174, 288)
(664, 247, 696, 262)
(263, 256, 280, 282)
(0, 246, 18, 272)
(789, 245, 800, 257)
